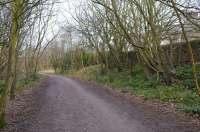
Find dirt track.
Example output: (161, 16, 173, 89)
(2, 75, 200, 132)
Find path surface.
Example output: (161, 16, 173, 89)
(3, 75, 200, 132)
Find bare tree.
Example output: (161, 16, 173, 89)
(0, 0, 57, 127)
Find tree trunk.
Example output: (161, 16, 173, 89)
(171, 0, 200, 95)
(10, 57, 17, 100)
(0, 0, 23, 127)
(0, 30, 17, 127)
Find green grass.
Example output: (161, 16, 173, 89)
(16, 76, 40, 92)
(68, 65, 200, 115)
(0, 75, 41, 95)
(176, 65, 200, 89)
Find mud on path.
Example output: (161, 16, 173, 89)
(1, 75, 200, 132)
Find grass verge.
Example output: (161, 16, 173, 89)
(16, 76, 41, 92)
(0, 75, 42, 96)
(67, 65, 200, 116)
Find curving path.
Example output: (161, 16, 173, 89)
(3, 75, 200, 132)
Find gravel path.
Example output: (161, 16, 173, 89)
(2, 75, 200, 132)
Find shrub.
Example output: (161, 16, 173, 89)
(176, 65, 200, 89)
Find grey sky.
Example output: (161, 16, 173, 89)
(55, 0, 88, 26)
(45, 0, 86, 40)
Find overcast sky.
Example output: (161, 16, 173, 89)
(55, 0, 87, 27)
(44, 0, 86, 40)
